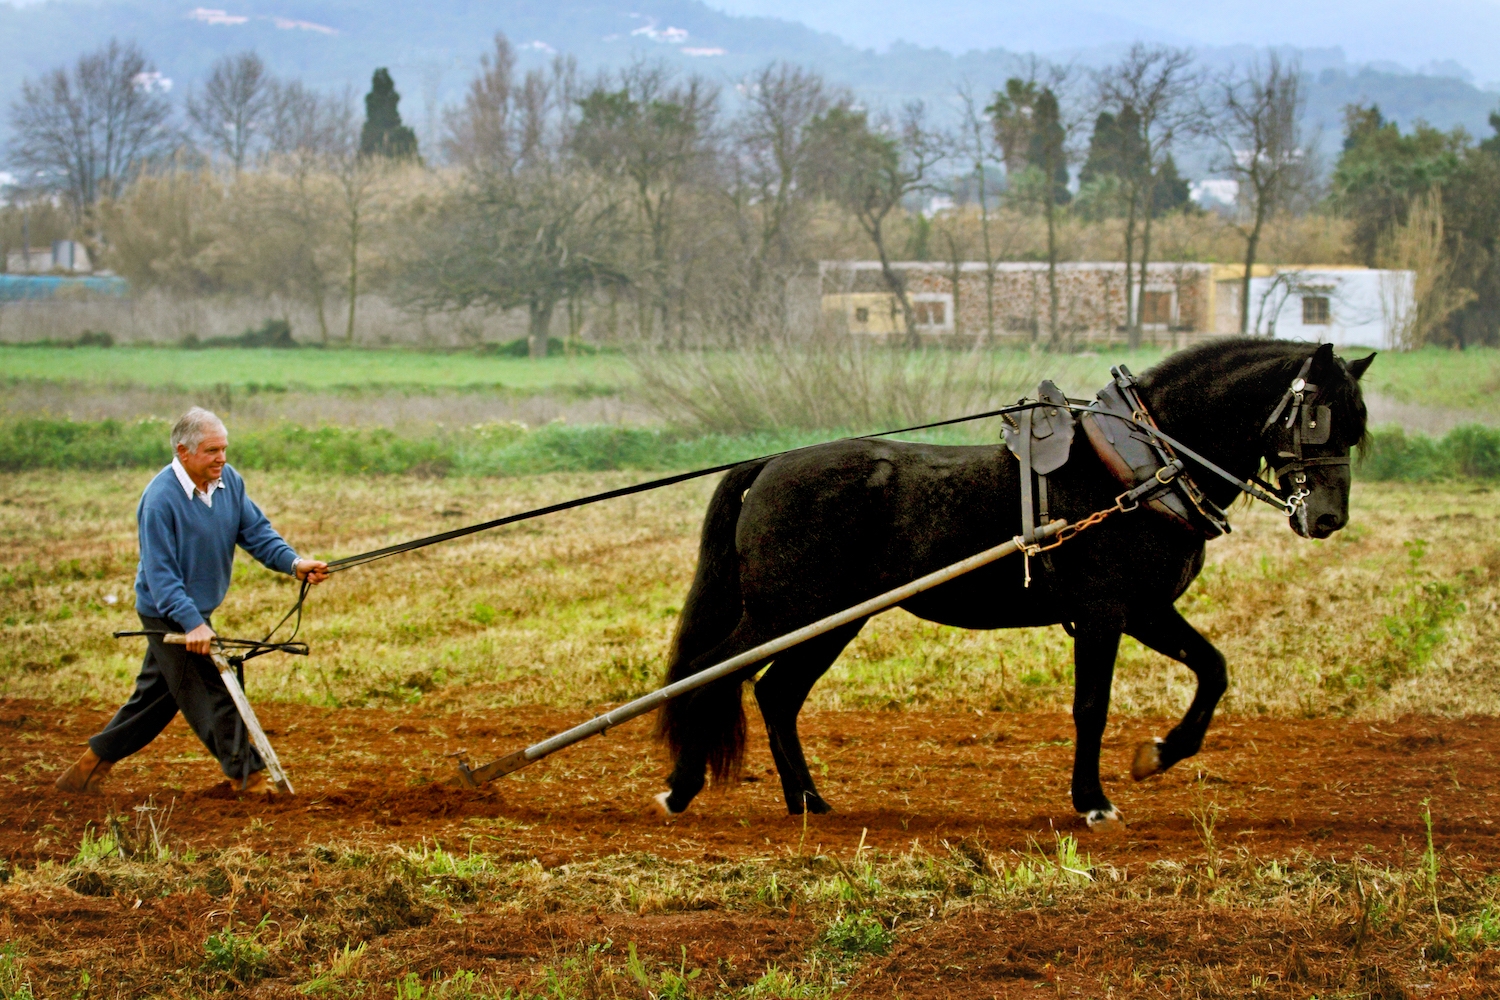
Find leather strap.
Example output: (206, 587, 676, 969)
(1019, 406, 1036, 545)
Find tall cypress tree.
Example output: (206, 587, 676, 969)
(360, 68, 418, 159)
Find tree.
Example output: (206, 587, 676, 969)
(252, 86, 354, 342)
(574, 64, 718, 339)
(7, 39, 175, 212)
(187, 51, 270, 173)
(442, 34, 519, 170)
(1096, 44, 1199, 345)
(730, 62, 838, 329)
(400, 43, 622, 357)
(954, 81, 1007, 343)
(988, 74, 1074, 347)
(1079, 105, 1147, 332)
(1332, 103, 1464, 266)
(359, 68, 418, 160)
(1206, 54, 1311, 336)
(802, 103, 943, 344)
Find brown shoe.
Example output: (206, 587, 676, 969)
(55, 748, 113, 795)
(238, 771, 279, 796)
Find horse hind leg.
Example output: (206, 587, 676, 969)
(753, 620, 865, 816)
(1125, 605, 1227, 781)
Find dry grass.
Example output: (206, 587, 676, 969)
(1, 470, 1497, 721)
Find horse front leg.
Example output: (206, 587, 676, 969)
(1070, 607, 1126, 829)
(1124, 604, 1228, 781)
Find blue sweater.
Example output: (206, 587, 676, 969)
(134, 464, 298, 629)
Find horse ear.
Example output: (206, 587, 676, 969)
(1346, 353, 1376, 381)
(1309, 342, 1336, 376)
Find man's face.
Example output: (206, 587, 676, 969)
(177, 427, 228, 486)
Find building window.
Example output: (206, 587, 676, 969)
(913, 300, 946, 326)
(854, 307, 870, 323)
(1302, 295, 1331, 325)
(1140, 290, 1173, 326)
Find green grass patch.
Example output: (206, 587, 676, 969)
(1359, 345, 1500, 415)
(0, 417, 1001, 478)
(0, 344, 633, 393)
(3, 415, 1498, 482)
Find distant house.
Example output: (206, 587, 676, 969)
(4, 240, 92, 275)
(818, 261, 1414, 350)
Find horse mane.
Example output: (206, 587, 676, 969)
(1137, 337, 1371, 452)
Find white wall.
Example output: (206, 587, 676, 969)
(1251, 268, 1413, 351)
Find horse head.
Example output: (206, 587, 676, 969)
(1262, 342, 1375, 539)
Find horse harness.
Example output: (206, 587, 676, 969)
(1002, 360, 1347, 583)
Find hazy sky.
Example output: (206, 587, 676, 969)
(710, 0, 1500, 84)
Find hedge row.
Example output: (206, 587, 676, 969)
(1, 417, 1497, 481)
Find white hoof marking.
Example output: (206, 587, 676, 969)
(653, 790, 683, 817)
(1084, 807, 1125, 831)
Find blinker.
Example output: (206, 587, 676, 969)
(1300, 404, 1331, 446)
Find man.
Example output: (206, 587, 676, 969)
(55, 407, 329, 796)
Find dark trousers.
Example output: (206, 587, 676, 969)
(89, 614, 264, 780)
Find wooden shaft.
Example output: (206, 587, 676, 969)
(456, 519, 1066, 787)
(163, 633, 295, 793)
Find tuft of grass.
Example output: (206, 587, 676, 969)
(71, 824, 119, 865)
(0, 945, 35, 1000)
(298, 942, 368, 996)
(820, 911, 891, 956)
(203, 916, 272, 982)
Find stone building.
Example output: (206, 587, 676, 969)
(819, 260, 1414, 350)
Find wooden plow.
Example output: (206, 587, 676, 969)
(449, 519, 1066, 789)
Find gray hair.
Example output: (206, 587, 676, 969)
(170, 407, 227, 454)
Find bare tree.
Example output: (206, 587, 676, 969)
(252, 85, 353, 341)
(1096, 44, 1200, 345)
(442, 35, 518, 170)
(262, 80, 348, 159)
(401, 44, 622, 357)
(187, 51, 270, 173)
(731, 63, 839, 310)
(803, 101, 944, 344)
(955, 80, 1003, 343)
(574, 63, 719, 339)
(1207, 54, 1311, 335)
(7, 39, 175, 212)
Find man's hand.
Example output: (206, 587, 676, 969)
(294, 558, 330, 584)
(184, 622, 217, 656)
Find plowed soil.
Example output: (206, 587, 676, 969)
(4, 697, 1499, 997)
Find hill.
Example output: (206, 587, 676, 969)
(0, 0, 1497, 167)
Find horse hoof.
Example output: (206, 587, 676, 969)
(804, 792, 833, 815)
(1083, 806, 1126, 831)
(653, 791, 684, 817)
(1131, 738, 1167, 781)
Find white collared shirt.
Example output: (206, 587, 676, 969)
(171, 456, 225, 509)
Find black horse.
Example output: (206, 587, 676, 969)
(653, 339, 1374, 827)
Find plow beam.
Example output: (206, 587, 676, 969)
(451, 519, 1066, 789)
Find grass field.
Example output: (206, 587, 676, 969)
(2, 472, 1499, 997)
(0, 345, 637, 393)
(2, 472, 1495, 720)
(2, 341, 1492, 416)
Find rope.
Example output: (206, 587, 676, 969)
(320, 404, 1038, 574)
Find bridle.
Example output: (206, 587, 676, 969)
(1253, 355, 1352, 530)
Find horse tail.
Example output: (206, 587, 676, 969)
(654, 458, 768, 782)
